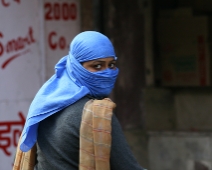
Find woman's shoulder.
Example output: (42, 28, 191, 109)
(40, 95, 92, 125)
(63, 95, 93, 113)
(39, 95, 93, 134)
(55, 95, 94, 123)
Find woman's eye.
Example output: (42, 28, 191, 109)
(109, 63, 116, 69)
(94, 64, 102, 69)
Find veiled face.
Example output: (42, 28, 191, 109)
(82, 57, 117, 72)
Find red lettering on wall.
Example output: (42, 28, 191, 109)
(48, 31, 67, 50)
(0, 27, 35, 69)
(1, 0, 10, 7)
(59, 36, 66, 50)
(44, 2, 77, 21)
(2, 49, 30, 69)
(0, 112, 25, 156)
(45, 3, 52, 20)
(29, 27, 35, 43)
(1, 0, 20, 7)
(62, 3, 69, 21)
(70, 3, 76, 20)
(0, 32, 4, 56)
(14, 0, 20, 4)
(54, 3, 60, 20)
(48, 31, 57, 50)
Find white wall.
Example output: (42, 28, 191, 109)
(0, 0, 80, 169)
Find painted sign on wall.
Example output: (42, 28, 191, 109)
(44, 0, 80, 79)
(0, 1, 41, 169)
(0, 0, 80, 169)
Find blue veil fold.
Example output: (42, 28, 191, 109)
(20, 31, 119, 152)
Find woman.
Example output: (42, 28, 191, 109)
(17, 31, 146, 170)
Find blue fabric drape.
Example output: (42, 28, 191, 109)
(20, 31, 119, 152)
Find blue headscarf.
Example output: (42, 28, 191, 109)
(20, 31, 119, 152)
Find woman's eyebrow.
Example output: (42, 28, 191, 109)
(92, 60, 105, 64)
(91, 59, 116, 64)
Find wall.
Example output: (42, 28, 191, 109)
(104, 0, 149, 168)
(0, 1, 42, 169)
(145, 1, 212, 169)
(0, 0, 80, 169)
(80, 0, 93, 31)
(104, 0, 146, 129)
(81, 0, 212, 169)
(148, 132, 212, 170)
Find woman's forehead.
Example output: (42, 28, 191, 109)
(87, 57, 115, 63)
(70, 31, 116, 63)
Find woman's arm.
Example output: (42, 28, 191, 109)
(110, 115, 146, 170)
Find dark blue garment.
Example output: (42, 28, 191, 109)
(34, 96, 145, 170)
